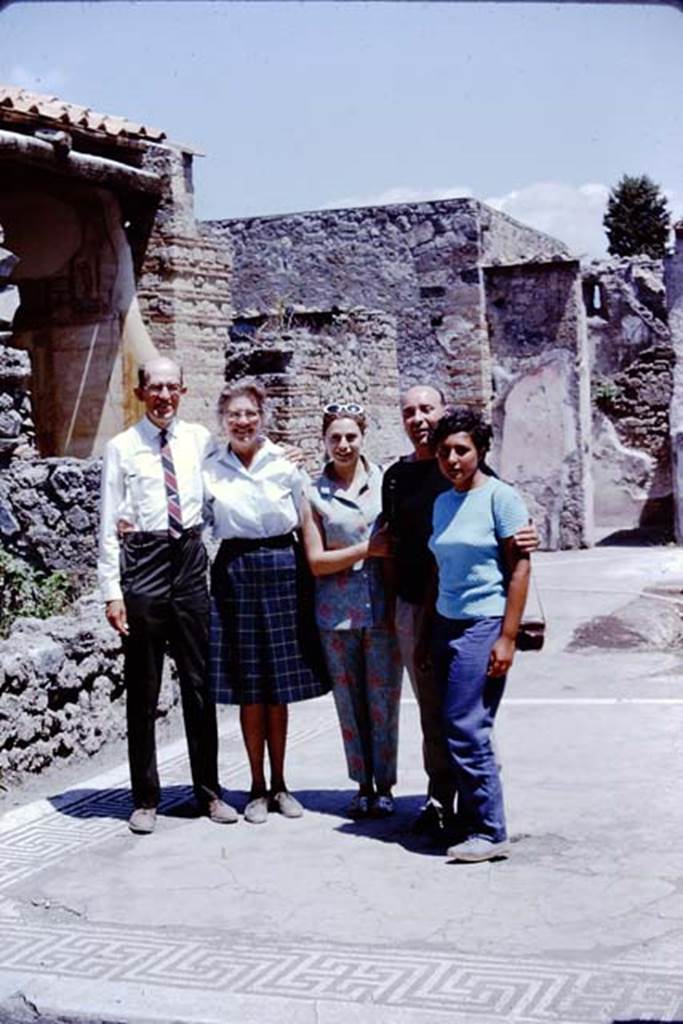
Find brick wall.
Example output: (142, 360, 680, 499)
(226, 307, 404, 468)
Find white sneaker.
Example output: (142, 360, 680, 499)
(270, 791, 304, 818)
(244, 796, 269, 824)
(128, 807, 157, 835)
(446, 836, 510, 862)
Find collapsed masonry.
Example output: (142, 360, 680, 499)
(208, 203, 594, 548)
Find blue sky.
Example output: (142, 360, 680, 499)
(2, 1, 682, 256)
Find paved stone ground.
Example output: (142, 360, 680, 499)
(1, 547, 683, 1023)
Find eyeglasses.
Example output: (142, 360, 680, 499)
(144, 383, 182, 395)
(323, 402, 365, 415)
(225, 410, 260, 422)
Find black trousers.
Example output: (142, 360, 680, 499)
(121, 530, 220, 810)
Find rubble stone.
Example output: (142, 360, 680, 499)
(0, 594, 179, 778)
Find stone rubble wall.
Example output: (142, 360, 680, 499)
(0, 595, 177, 778)
(485, 261, 594, 549)
(204, 198, 569, 405)
(0, 455, 101, 576)
(227, 308, 404, 467)
(0, 341, 34, 462)
(0, 227, 34, 462)
(585, 258, 673, 537)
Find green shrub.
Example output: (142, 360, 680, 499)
(592, 376, 622, 409)
(0, 549, 75, 638)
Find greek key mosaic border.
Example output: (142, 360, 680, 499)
(0, 919, 682, 1021)
(0, 715, 334, 894)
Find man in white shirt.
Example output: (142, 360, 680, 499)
(98, 356, 237, 834)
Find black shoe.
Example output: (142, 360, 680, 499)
(411, 800, 446, 836)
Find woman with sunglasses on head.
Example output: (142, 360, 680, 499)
(203, 379, 329, 825)
(300, 402, 403, 818)
(421, 407, 530, 863)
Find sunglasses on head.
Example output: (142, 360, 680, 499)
(323, 402, 365, 415)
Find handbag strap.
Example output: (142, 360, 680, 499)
(490, 482, 546, 626)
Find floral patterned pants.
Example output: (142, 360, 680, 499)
(320, 627, 403, 791)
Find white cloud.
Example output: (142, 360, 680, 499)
(485, 181, 611, 258)
(322, 184, 473, 210)
(486, 180, 683, 259)
(303, 180, 683, 255)
(322, 180, 611, 255)
(6, 64, 67, 95)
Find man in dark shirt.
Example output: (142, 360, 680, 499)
(382, 385, 454, 833)
(382, 385, 536, 836)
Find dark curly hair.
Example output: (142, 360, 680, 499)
(428, 407, 492, 459)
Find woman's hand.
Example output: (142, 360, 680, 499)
(367, 522, 393, 558)
(488, 635, 515, 678)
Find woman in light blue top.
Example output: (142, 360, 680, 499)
(424, 408, 530, 863)
(300, 404, 402, 818)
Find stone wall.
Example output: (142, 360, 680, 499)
(665, 223, 683, 542)
(0, 596, 176, 778)
(205, 198, 569, 404)
(137, 146, 232, 432)
(585, 258, 673, 538)
(0, 227, 33, 462)
(0, 455, 100, 576)
(0, 342, 34, 463)
(227, 307, 403, 467)
(485, 260, 594, 549)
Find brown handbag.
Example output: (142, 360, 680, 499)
(515, 578, 546, 651)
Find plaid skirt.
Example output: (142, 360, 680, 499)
(209, 535, 330, 705)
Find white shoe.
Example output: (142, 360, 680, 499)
(446, 836, 509, 862)
(244, 796, 269, 824)
(270, 791, 304, 818)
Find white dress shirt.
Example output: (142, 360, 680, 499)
(97, 416, 213, 602)
(203, 437, 307, 540)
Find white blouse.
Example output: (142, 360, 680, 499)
(202, 437, 307, 539)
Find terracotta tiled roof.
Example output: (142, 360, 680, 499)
(0, 85, 166, 142)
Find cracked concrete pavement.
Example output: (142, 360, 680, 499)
(1, 546, 683, 1023)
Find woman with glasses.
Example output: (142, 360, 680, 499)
(203, 379, 329, 824)
(300, 403, 403, 818)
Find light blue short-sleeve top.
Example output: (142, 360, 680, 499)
(428, 477, 528, 620)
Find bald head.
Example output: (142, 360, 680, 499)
(135, 357, 186, 429)
(400, 384, 446, 458)
(137, 357, 183, 391)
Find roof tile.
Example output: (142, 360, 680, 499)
(0, 84, 166, 142)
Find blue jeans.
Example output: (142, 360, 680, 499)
(433, 615, 507, 842)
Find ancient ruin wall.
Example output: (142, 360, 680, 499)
(0, 342, 33, 461)
(0, 456, 100, 576)
(0, 597, 177, 778)
(227, 308, 404, 467)
(204, 199, 568, 405)
(585, 258, 673, 537)
(485, 260, 594, 549)
(137, 146, 232, 431)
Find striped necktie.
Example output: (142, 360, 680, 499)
(159, 428, 183, 539)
